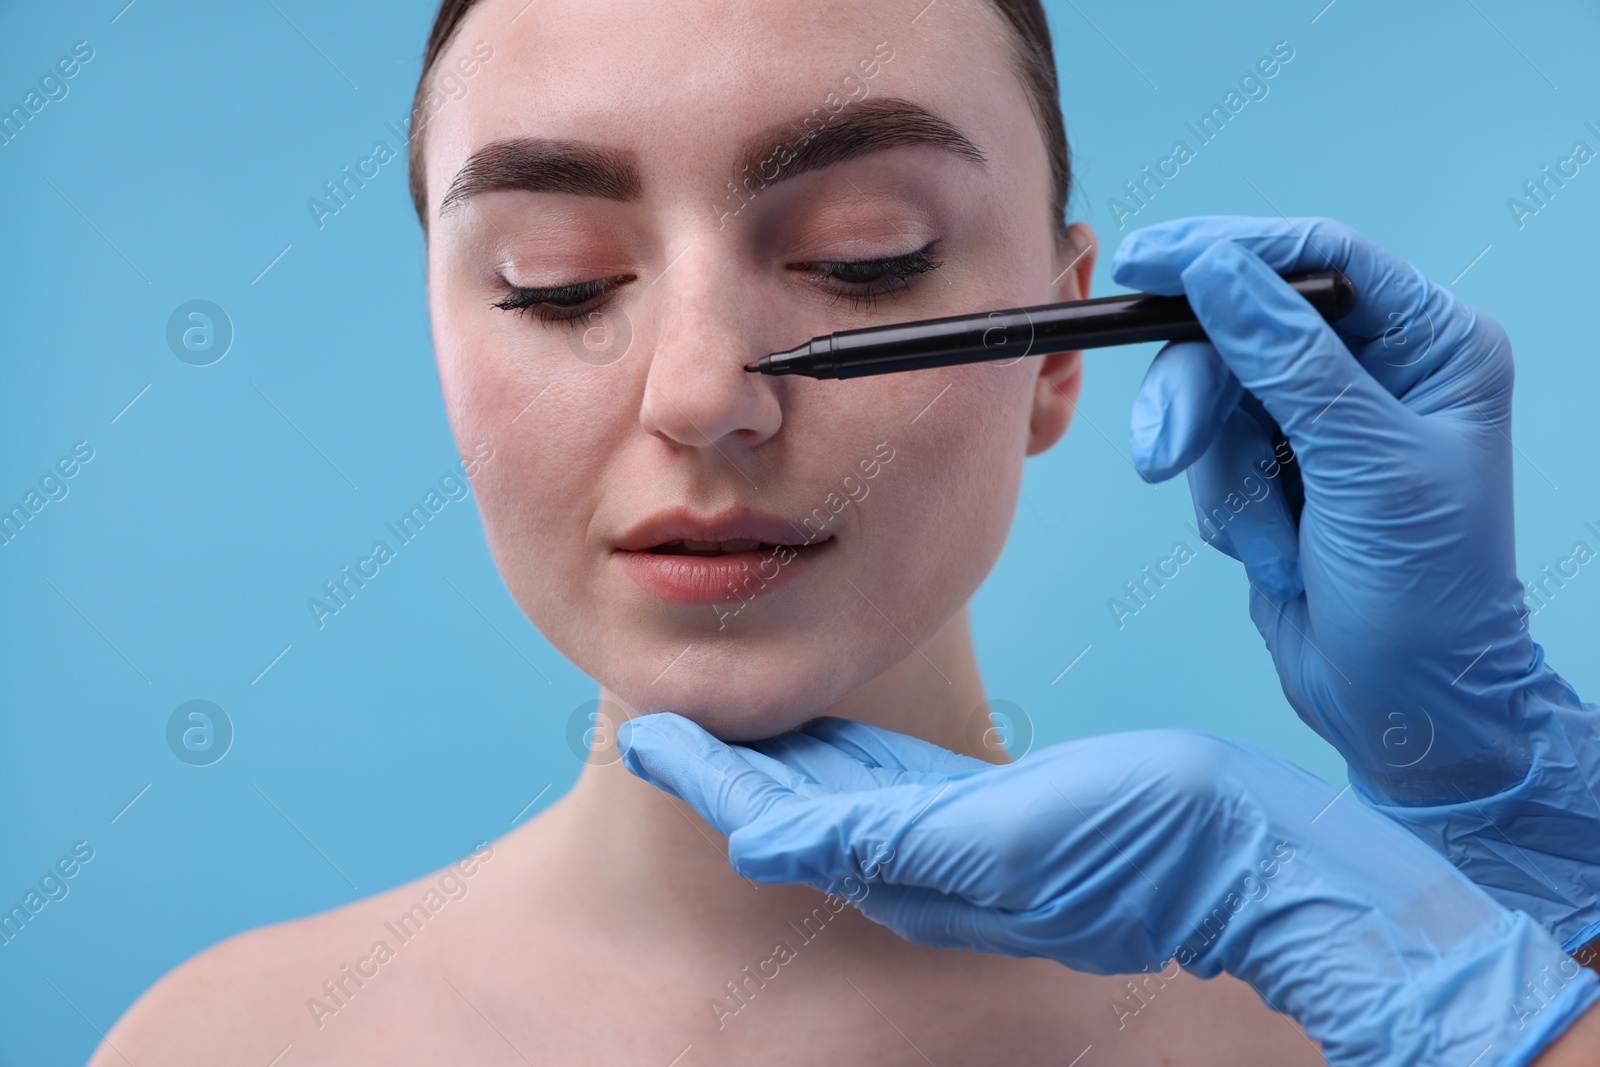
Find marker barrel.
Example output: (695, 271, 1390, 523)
(758, 269, 1356, 379)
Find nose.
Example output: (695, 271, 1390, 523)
(637, 246, 783, 452)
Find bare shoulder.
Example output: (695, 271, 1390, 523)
(89, 841, 502, 1067)
(88, 909, 324, 1067)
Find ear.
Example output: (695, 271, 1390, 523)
(1025, 222, 1098, 457)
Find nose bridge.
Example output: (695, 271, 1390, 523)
(638, 242, 780, 449)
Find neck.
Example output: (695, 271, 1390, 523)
(539, 606, 1001, 940)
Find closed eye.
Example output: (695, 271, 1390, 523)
(491, 273, 634, 326)
(489, 237, 945, 326)
(792, 238, 944, 311)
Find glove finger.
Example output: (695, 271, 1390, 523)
(1246, 582, 1306, 668)
(1187, 405, 1304, 602)
(850, 871, 1158, 975)
(1179, 241, 1416, 461)
(1129, 340, 1243, 483)
(727, 783, 950, 888)
(847, 881, 1033, 958)
(1244, 586, 1443, 787)
(1110, 214, 1423, 349)
(746, 729, 951, 793)
(733, 743, 838, 800)
(1111, 215, 1523, 426)
(801, 716, 991, 777)
(731, 752, 1142, 908)
(617, 712, 803, 836)
(1241, 587, 1357, 751)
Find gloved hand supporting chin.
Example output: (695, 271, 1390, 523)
(620, 711, 1599, 1067)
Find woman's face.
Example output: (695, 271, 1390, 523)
(424, 0, 1095, 739)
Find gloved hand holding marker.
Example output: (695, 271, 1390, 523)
(1109, 216, 1600, 958)
(753, 213, 1600, 961)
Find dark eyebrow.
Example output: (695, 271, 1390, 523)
(436, 98, 983, 217)
(734, 97, 987, 188)
(438, 138, 643, 214)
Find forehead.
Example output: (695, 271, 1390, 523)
(425, 0, 1028, 197)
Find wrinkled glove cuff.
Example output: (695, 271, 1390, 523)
(1352, 686, 1600, 953)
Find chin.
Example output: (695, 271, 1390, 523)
(642, 704, 810, 744)
(607, 639, 876, 743)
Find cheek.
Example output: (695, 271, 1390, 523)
(431, 295, 628, 591)
(854, 362, 1031, 608)
(932, 371, 1027, 531)
(905, 362, 1030, 506)
(472, 375, 611, 539)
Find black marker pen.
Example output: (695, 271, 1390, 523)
(744, 269, 1356, 379)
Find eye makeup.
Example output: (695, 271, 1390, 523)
(489, 238, 947, 326)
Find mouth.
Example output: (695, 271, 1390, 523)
(613, 513, 837, 606)
(647, 538, 808, 557)
(614, 506, 834, 555)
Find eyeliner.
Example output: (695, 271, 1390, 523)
(744, 269, 1356, 379)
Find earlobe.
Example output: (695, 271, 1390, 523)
(1025, 223, 1098, 457)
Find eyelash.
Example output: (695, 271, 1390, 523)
(796, 239, 945, 312)
(491, 275, 633, 327)
(489, 239, 945, 325)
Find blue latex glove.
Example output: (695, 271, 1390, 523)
(1113, 216, 1600, 953)
(619, 711, 1598, 1067)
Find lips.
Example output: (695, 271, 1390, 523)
(613, 508, 833, 605)
(614, 508, 825, 554)
(651, 538, 789, 556)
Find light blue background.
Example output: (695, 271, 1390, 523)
(3, 1, 1598, 1062)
